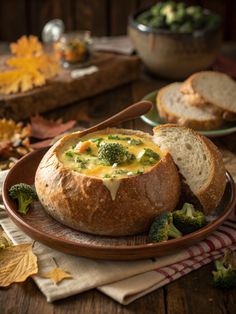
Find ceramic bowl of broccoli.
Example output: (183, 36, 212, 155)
(128, 1, 222, 79)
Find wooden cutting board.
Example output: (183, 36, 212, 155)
(0, 52, 141, 121)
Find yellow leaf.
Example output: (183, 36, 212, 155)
(0, 233, 12, 249)
(0, 36, 59, 94)
(0, 243, 38, 287)
(10, 35, 43, 57)
(41, 267, 72, 284)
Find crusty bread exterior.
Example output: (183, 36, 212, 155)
(35, 128, 181, 236)
(157, 83, 223, 130)
(153, 124, 226, 215)
(181, 71, 236, 118)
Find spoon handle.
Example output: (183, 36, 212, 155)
(79, 100, 153, 136)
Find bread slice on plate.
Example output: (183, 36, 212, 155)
(153, 124, 226, 215)
(157, 83, 223, 130)
(181, 71, 236, 120)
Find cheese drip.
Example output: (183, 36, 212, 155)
(102, 179, 121, 201)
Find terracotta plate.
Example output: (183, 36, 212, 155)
(141, 90, 236, 138)
(2, 148, 236, 260)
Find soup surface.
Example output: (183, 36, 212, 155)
(59, 133, 163, 179)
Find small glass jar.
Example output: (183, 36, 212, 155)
(53, 31, 92, 68)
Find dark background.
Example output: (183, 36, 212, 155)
(0, 0, 235, 42)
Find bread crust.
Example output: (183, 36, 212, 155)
(153, 124, 226, 215)
(197, 136, 226, 214)
(35, 128, 181, 236)
(157, 83, 223, 131)
(180, 71, 236, 119)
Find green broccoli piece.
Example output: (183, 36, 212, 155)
(9, 183, 38, 214)
(138, 148, 160, 165)
(149, 212, 182, 242)
(205, 14, 221, 30)
(89, 138, 103, 147)
(98, 142, 132, 165)
(150, 3, 164, 16)
(212, 250, 236, 289)
(173, 203, 206, 234)
(186, 5, 203, 16)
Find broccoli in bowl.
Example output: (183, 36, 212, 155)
(136, 1, 221, 33)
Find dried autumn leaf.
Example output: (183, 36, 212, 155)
(30, 115, 76, 139)
(0, 36, 59, 94)
(0, 243, 38, 287)
(0, 233, 12, 249)
(10, 35, 43, 57)
(41, 267, 72, 284)
(0, 118, 30, 142)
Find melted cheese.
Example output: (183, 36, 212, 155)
(58, 132, 164, 200)
(102, 179, 121, 201)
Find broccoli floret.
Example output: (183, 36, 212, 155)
(212, 250, 236, 289)
(138, 148, 160, 165)
(98, 143, 132, 165)
(149, 212, 182, 242)
(9, 183, 38, 214)
(173, 203, 206, 234)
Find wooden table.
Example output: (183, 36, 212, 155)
(1, 69, 236, 314)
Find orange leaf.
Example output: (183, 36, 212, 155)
(10, 35, 43, 57)
(0, 243, 38, 287)
(0, 36, 59, 94)
(41, 267, 72, 285)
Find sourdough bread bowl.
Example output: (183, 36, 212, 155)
(35, 128, 181, 236)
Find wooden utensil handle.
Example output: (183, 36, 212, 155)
(80, 100, 153, 136)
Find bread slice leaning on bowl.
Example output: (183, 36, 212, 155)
(35, 128, 181, 237)
(153, 124, 226, 215)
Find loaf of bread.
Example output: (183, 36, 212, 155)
(157, 83, 223, 130)
(181, 71, 236, 120)
(153, 124, 226, 215)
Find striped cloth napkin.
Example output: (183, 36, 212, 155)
(0, 168, 236, 304)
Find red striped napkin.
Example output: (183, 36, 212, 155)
(98, 214, 236, 304)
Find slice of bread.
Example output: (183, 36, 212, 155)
(157, 83, 223, 130)
(153, 124, 226, 215)
(181, 71, 236, 117)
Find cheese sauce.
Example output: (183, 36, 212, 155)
(59, 133, 163, 179)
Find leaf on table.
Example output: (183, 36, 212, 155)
(0, 233, 12, 249)
(0, 243, 38, 287)
(40, 267, 72, 285)
(10, 35, 43, 57)
(0, 36, 59, 94)
(0, 118, 31, 169)
(30, 115, 76, 139)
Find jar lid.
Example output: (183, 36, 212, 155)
(42, 19, 65, 43)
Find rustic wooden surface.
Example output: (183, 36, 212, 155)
(1, 70, 236, 313)
(0, 0, 236, 41)
(0, 52, 140, 121)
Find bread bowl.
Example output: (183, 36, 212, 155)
(35, 128, 181, 236)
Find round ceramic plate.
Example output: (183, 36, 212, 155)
(2, 148, 236, 260)
(141, 90, 236, 137)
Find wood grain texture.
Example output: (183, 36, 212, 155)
(74, 0, 107, 36)
(109, 0, 137, 35)
(0, 0, 236, 41)
(28, 0, 74, 37)
(0, 52, 141, 121)
(0, 0, 27, 41)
